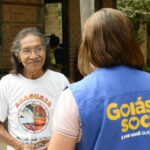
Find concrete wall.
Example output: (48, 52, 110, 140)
(80, 0, 94, 28)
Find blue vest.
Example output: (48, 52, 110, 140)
(70, 66, 150, 150)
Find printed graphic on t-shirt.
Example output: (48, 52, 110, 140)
(16, 93, 51, 134)
(18, 100, 49, 133)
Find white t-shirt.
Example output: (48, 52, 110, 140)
(0, 69, 69, 150)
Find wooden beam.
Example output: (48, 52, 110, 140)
(94, 0, 116, 11)
(102, 0, 116, 8)
(45, 0, 62, 3)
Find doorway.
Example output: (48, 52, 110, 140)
(44, 0, 69, 76)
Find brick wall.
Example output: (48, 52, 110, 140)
(45, 3, 62, 42)
(0, 0, 44, 71)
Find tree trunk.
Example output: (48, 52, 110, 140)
(140, 23, 148, 63)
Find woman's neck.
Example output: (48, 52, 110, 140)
(23, 69, 45, 79)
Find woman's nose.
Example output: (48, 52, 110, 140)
(29, 50, 38, 58)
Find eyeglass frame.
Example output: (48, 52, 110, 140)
(15, 45, 46, 56)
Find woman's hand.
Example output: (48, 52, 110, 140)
(24, 144, 35, 150)
(34, 139, 50, 150)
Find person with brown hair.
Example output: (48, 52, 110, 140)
(48, 8, 150, 150)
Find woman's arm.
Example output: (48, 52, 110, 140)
(48, 89, 80, 150)
(48, 132, 77, 150)
(0, 121, 32, 150)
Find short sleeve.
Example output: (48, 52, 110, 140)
(52, 88, 80, 138)
(0, 81, 8, 122)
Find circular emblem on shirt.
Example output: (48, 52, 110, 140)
(18, 100, 49, 133)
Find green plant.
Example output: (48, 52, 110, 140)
(117, 0, 150, 23)
(117, 0, 150, 46)
(55, 4, 62, 28)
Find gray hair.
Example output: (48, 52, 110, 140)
(11, 27, 50, 74)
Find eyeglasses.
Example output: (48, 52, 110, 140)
(19, 45, 45, 56)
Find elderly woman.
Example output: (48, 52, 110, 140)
(48, 8, 150, 150)
(0, 27, 69, 150)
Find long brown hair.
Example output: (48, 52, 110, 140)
(78, 8, 144, 76)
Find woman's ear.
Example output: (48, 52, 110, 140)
(17, 55, 21, 63)
(14, 52, 21, 62)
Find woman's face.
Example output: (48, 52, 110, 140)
(18, 34, 46, 76)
